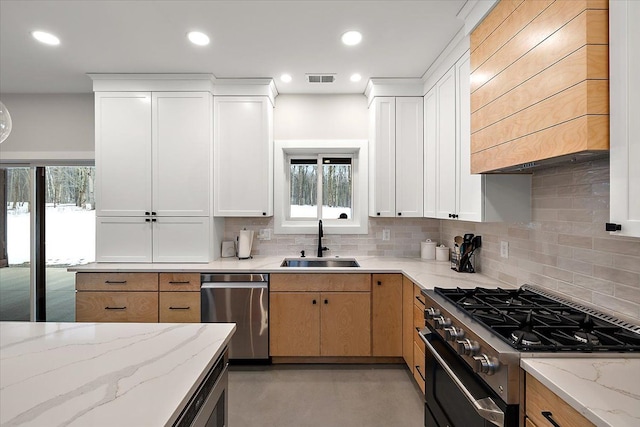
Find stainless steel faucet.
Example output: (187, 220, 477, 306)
(317, 220, 328, 257)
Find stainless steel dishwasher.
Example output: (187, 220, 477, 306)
(201, 274, 269, 360)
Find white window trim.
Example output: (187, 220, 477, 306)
(274, 139, 368, 235)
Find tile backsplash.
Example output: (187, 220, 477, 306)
(224, 158, 640, 322)
(442, 158, 640, 322)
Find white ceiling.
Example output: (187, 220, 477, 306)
(0, 0, 468, 94)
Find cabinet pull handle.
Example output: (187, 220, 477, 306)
(376, 212, 380, 216)
(169, 281, 190, 284)
(145, 212, 150, 216)
(169, 306, 191, 310)
(415, 296, 425, 306)
(312, 299, 317, 305)
(152, 212, 157, 215)
(105, 306, 126, 310)
(152, 218, 157, 222)
(105, 280, 127, 284)
(415, 327, 421, 332)
(541, 411, 561, 427)
(377, 281, 382, 286)
(415, 365, 426, 382)
(324, 299, 328, 304)
(398, 212, 402, 216)
(262, 212, 266, 216)
(145, 218, 151, 222)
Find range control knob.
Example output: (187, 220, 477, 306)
(434, 316, 452, 329)
(444, 327, 464, 341)
(473, 354, 499, 376)
(425, 307, 441, 320)
(456, 339, 480, 356)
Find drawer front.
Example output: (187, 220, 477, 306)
(526, 373, 595, 427)
(270, 273, 371, 292)
(413, 326, 425, 355)
(76, 272, 158, 291)
(159, 292, 201, 323)
(413, 285, 426, 308)
(413, 303, 424, 330)
(76, 291, 158, 322)
(413, 341, 426, 394)
(159, 273, 200, 292)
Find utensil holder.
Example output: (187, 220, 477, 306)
(451, 251, 476, 273)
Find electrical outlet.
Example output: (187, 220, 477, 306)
(500, 241, 509, 259)
(258, 229, 271, 241)
(382, 229, 390, 241)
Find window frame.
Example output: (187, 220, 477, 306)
(274, 139, 368, 235)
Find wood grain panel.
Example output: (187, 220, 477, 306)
(159, 273, 200, 291)
(471, 0, 553, 72)
(402, 276, 415, 372)
(470, 115, 609, 173)
(270, 273, 370, 292)
(471, 0, 524, 55)
(413, 341, 426, 394)
(526, 373, 596, 427)
(472, 45, 608, 131)
(372, 274, 403, 356)
(76, 291, 158, 322)
(321, 292, 371, 356)
(413, 284, 425, 307)
(76, 272, 158, 291)
(471, 3, 607, 94)
(472, 80, 608, 153)
(159, 292, 200, 322)
(270, 292, 320, 356)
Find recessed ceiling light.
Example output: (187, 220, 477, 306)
(341, 30, 362, 46)
(187, 31, 210, 46)
(280, 74, 292, 83)
(31, 31, 60, 46)
(350, 73, 362, 82)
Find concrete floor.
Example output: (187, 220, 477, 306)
(228, 364, 424, 427)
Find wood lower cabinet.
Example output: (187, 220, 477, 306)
(76, 291, 158, 322)
(159, 292, 200, 323)
(402, 276, 415, 372)
(372, 274, 402, 357)
(525, 373, 595, 427)
(269, 274, 371, 358)
(413, 283, 426, 393)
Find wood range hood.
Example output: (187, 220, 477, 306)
(469, 0, 609, 174)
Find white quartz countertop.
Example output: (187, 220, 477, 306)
(0, 322, 235, 427)
(69, 256, 507, 290)
(521, 358, 640, 427)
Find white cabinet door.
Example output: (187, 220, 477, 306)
(152, 217, 211, 263)
(214, 96, 273, 217)
(455, 53, 483, 222)
(396, 97, 424, 217)
(610, 0, 640, 237)
(369, 97, 396, 217)
(424, 88, 437, 218)
(435, 67, 457, 220)
(153, 92, 212, 217)
(96, 217, 152, 263)
(95, 92, 152, 217)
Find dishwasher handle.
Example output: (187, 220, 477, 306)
(201, 282, 268, 290)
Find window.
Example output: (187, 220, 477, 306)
(275, 140, 368, 235)
(289, 157, 352, 220)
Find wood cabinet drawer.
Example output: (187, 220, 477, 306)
(159, 273, 200, 291)
(159, 292, 200, 322)
(76, 272, 158, 291)
(76, 291, 158, 322)
(413, 341, 426, 394)
(526, 373, 595, 427)
(270, 273, 371, 292)
(413, 326, 425, 355)
(414, 302, 425, 330)
(414, 284, 425, 307)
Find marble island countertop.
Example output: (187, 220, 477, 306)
(69, 255, 508, 291)
(0, 322, 235, 427)
(521, 358, 640, 427)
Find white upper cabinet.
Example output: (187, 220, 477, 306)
(95, 92, 152, 217)
(214, 96, 273, 217)
(610, 0, 640, 237)
(152, 92, 212, 217)
(424, 51, 531, 222)
(369, 96, 423, 217)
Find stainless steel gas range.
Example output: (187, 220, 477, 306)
(418, 284, 640, 427)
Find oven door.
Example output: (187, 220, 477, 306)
(418, 329, 516, 427)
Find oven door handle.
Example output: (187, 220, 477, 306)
(419, 329, 505, 427)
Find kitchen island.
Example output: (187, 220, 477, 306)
(0, 322, 235, 427)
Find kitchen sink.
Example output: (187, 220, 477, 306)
(280, 258, 360, 268)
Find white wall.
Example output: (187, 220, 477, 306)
(274, 94, 368, 140)
(0, 94, 94, 162)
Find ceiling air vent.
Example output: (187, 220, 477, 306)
(306, 74, 336, 83)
